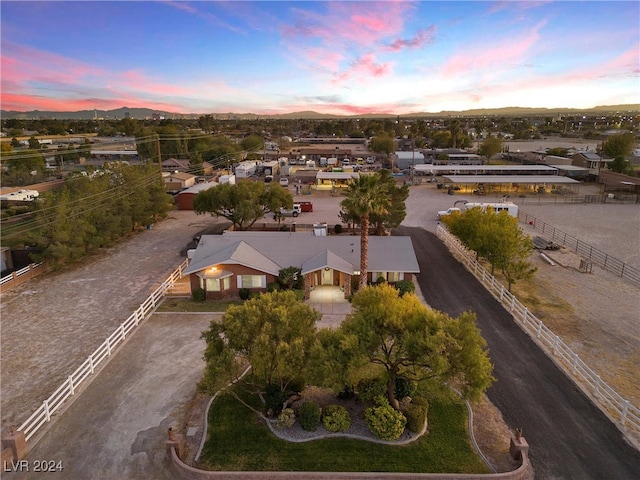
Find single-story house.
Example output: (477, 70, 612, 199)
(183, 231, 420, 300)
(163, 172, 196, 192)
(176, 182, 218, 210)
(571, 152, 612, 178)
(162, 158, 214, 175)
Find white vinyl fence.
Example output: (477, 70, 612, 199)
(17, 258, 189, 443)
(436, 225, 640, 436)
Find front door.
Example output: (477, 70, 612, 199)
(322, 268, 333, 285)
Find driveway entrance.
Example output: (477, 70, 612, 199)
(307, 286, 351, 328)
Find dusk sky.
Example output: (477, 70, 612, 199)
(1, 1, 639, 116)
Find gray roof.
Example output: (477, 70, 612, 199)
(442, 175, 580, 184)
(179, 182, 218, 195)
(184, 232, 420, 276)
(414, 164, 558, 172)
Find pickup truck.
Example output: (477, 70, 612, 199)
(277, 204, 302, 218)
(437, 207, 461, 219)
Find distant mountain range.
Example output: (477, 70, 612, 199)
(1, 104, 638, 120)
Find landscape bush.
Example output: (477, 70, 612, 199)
(192, 287, 205, 302)
(334, 224, 343, 234)
(277, 408, 296, 429)
(365, 400, 407, 441)
(299, 401, 321, 431)
(239, 288, 250, 300)
(322, 404, 351, 432)
(394, 377, 417, 400)
(395, 280, 415, 297)
(357, 377, 386, 404)
(267, 281, 280, 292)
(264, 384, 286, 416)
(403, 399, 428, 433)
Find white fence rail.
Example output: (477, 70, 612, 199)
(436, 225, 640, 436)
(17, 258, 189, 442)
(0, 262, 45, 286)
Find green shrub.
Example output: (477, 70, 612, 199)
(334, 224, 343, 234)
(357, 377, 386, 404)
(394, 377, 417, 400)
(376, 276, 386, 284)
(192, 287, 205, 302)
(395, 280, 415, 297)
(264, 384, 286, 416)
(299, 401, 321, 431)
(239, 288, 250, 300)
(277, 408, 296, 429)
(350, 275, 360, 293)
(267, 281, 280, 292)
(403, 401, 428, 433)
(322, 404, 351, 432)
(337, 384, 355, 400)
(365, 401, 407, 441)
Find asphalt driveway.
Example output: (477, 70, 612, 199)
(394, 226, 640, 480)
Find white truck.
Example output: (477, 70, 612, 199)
(276, 203, 302, 218)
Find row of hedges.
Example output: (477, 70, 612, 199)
(277, 396, 427, 441)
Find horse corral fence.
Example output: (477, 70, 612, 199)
(15, 258, 189, 443)
(517, 212, 640, 286)
(436, 225, 640, 440)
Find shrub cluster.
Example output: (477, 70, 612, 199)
(365, 400, 407, 441)
(239, 288, 250, 300)
(403, 397, 428, 433)
(299, 401, 321, 431)
(192, 287, 205, 302)
(321, 404, 351, 432)
(277, 408, 296, 429)
(357, 377, 386, 404)
(264, 384, 286, 416)
(394, 377, 417, 400)
(394, 280, 415, 297)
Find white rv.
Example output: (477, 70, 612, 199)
(464, 202, 518, 217)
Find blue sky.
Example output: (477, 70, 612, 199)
(1, 1, 639, 115)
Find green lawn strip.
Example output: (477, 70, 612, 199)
(157, 298, 242, 312)
(199, 387, 489, 473)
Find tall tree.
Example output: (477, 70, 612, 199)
(477, 136, 503, 160)
(600, 133, 635, 159)
(340, 174, 391, 289)
(369, 134, 396, 169)
(199, 290, 321, 395)
(369, 169, 409, 235)
(193, 180, 292, 230)
(314, 284, 494, 409)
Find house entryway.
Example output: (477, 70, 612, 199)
(306, 285, 352, 328)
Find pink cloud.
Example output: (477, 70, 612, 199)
(332, 54, 394, 85)
(282, 2, 411, 49)
(1, 44, 105, 89)
(384, 26, 437, 52)
(441, 20, 546, 77)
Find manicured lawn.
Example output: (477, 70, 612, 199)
(199, 385, 490, 474)
(156, 297, 242, 312)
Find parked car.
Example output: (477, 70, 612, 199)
(279, 177, 289, 186)
(437, 207, 461, 219)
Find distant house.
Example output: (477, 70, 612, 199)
(184, 231, 420, 300)
(176, 182, 218, 210)
(163, 172, 196, 192)
(161, 158, 213, 175)
(571, 152, 612, 179)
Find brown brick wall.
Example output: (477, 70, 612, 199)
(189, 263, 277, 300)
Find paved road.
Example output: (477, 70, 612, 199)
(394, 225, 640, 480)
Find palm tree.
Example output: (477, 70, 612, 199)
(341, 174, 390, 290)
